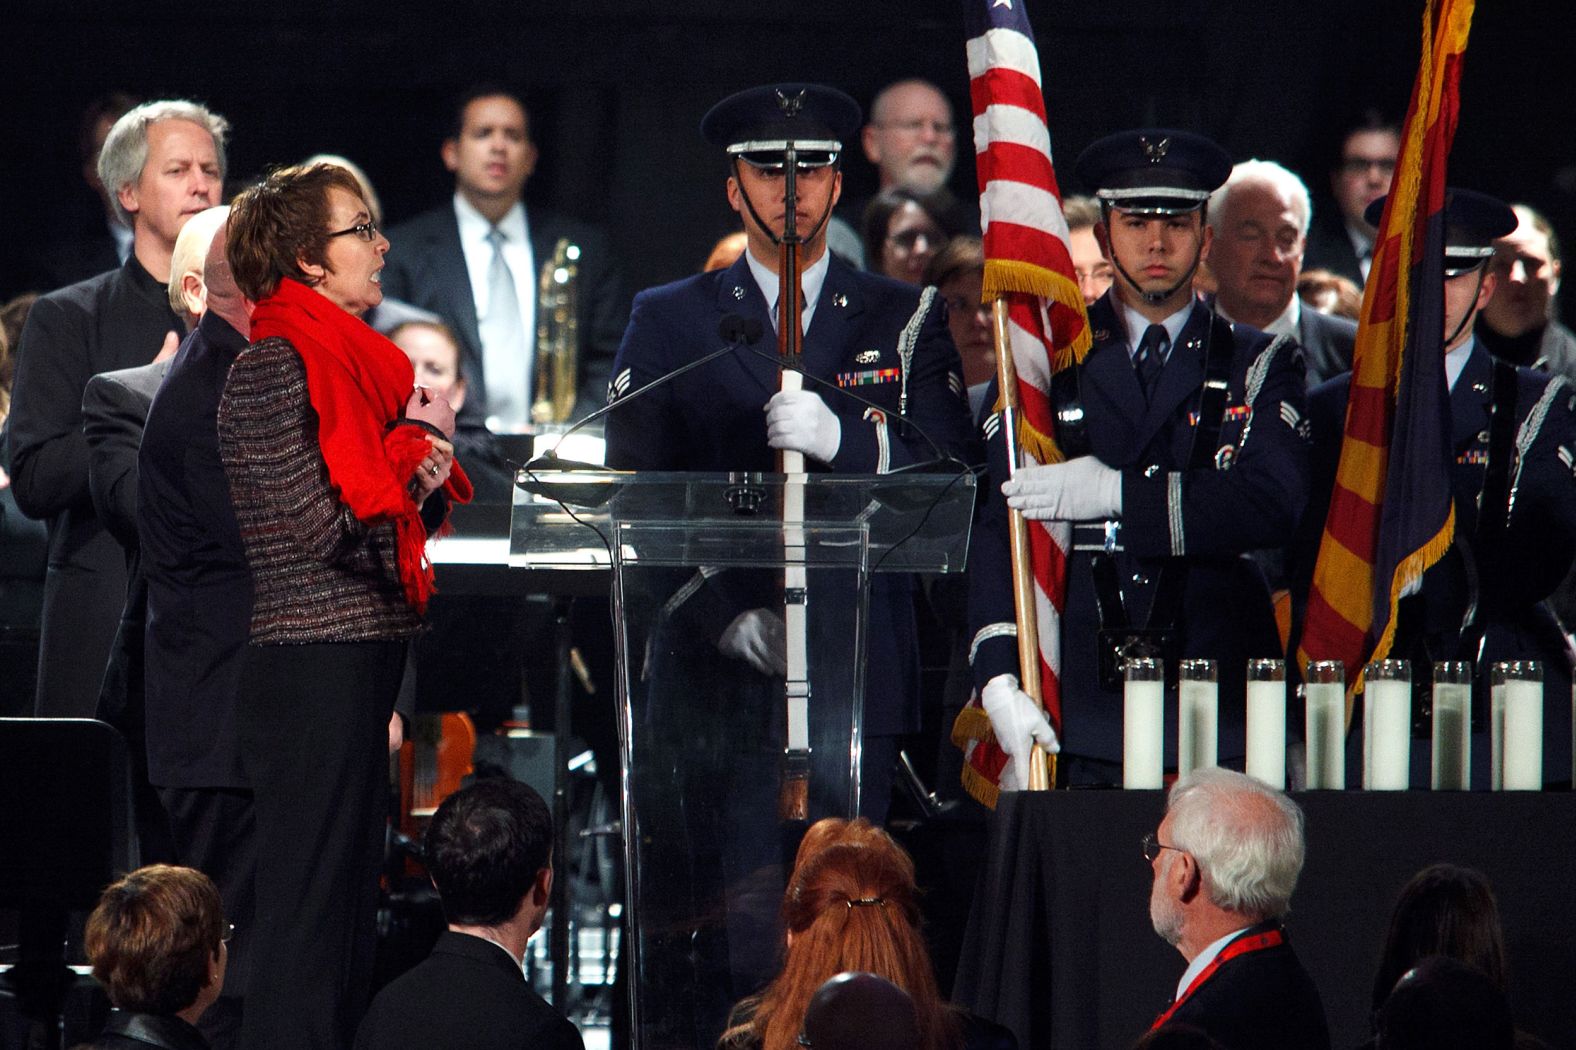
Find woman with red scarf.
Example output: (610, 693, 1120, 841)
(220, 163, 470, 1050)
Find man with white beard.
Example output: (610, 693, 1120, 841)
(1143, 768, 1329, 1050)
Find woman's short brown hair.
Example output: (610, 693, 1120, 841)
(85, 864, 223, 1015)
(227, 162, 368, 301)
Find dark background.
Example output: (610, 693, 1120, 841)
(3, 0, 1573, 314)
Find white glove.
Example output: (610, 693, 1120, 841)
(717, 608, 787, 677)
(1001, 456, 1123, 522)
(765, 390, 841, 463)
(981, 673, 1060, 791)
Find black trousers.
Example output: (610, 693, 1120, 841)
(236, 639, 404, 1050)
(160, 784, 256, 1050)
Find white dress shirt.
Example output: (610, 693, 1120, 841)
(746, 247, 831, 335)
(453, 193, 536, 430)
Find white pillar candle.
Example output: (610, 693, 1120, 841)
(1123, 658, 1164, 789)
(1177, 660, 1218, 776)
(1304, 682, 1345, 789)
(1364, 677, 1412, 790)
(1430, 681, 1472, 791)
(1490, 678, 1507, 791)
(1245, 660, 1286, 789)
(1502, 673, 1544, 790)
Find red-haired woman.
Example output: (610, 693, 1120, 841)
(723, 818, 1012, 1050)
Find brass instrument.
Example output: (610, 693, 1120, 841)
(531, 238, 580, 426)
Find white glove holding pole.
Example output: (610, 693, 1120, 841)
(981, 673, 1060, 791)
(1001, 456, 1123, 522)
(765, 390, 841, 463)
(717, 608, 787, 677)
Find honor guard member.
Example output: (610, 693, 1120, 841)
(969, 129, 1311, 788)
(1297, 189, 1576, 788)
(605, 83, 974, 812)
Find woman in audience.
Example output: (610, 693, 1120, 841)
(923, 236, 993, 418)
(722, 818, 1010, 1050)
(81, 864, 228, 1049)
(220, 161, 468, 1049)
(862, 188, 956, 286)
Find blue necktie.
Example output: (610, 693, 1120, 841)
(1134, 323, 1168, 404)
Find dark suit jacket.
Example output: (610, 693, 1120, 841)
(1297, 307, 1358, 388)
(1160, 923, 1330, 1050)
(604, 251, 975, 734)
(381, 202, 627, 426)
(1302, 217, 1365, 288)
(353, 931, 584, 1050)
(137, 311, 253, 789)
(970, 295, 1310, 765)
(81, 1011, 210, 1050)
(83, 358, 170, 738)
(5, 256, 182, 715)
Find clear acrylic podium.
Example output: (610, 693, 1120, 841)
(513, 468, 974, 1050)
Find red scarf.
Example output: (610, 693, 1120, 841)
(250, 278, 472, 613)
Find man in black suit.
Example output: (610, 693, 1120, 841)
(1302, 112, 1400, 288)
(6, 99, 227, 717)
(1208, 159, 1358, 387)
(381, 85, 627, 431)
(354, 777, 582, 1050)
(134, 214, 256, 1050)
(1144, 767, 1329, 1050)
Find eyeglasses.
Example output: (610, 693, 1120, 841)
(888, 228, 944, 252)
(880, 119, 955, 137)
(221, 923, 236, 944)
(1340, 156, 1396, 177)
(327, 220, 380, 243)
(1141, 832, 1184, 863)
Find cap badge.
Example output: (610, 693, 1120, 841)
(1140, 136, 1171, 164)
(775, 89, 807, 118)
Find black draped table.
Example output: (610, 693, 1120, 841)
(952, 791, 1576, 1050)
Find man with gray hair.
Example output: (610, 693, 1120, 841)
(1207, 160, 1357, 387)
(1144, 767, 1329, 1050)
(7, 98, 228, 717)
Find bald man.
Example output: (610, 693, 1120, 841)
(134, 217, 258, 1049)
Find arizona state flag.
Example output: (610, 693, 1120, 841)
(1297, 0, 1476, 694)
(951, 0, 1091, 807)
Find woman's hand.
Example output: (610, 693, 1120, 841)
(405, 387, 456, 439)
(411, 436, 454, 508)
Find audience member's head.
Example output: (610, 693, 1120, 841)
(1370, 863, 1507, 1016)
(1297, 268, 1363, 321)
(166, 205, 231, 326)
(1480, 203, 1563, 339)
(98, 101, 230, 269)
(862, 79, 957, 195)
(723, 825, 957, 1050)
(425, 776, 554, 935)
(1207, 160, 1313, 329)
(1149, 768, 1304, 956)
(703, 231, 749, 273)
(1329, 110, 1400, 236)
(444, 84, 537, 221)
(302, 153, 384, 227)
(862, 187, 955, 285)
(84, 864, 228, 1025)
(201, 219, 252, 339)
(1064, 194, 1113, 306)
(924, 236, 992, 387)
(390, 321, 468, 410)
(1374, 957, 1513, 1050)
(0, 294, 38, 423)
(78, 91, 142, 217)
(227, 162, 380, 310)
(801, 972, 920, 1050)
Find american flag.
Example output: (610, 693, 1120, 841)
(952, 0, 1091, 807)
(1298, 0, 1475, 705)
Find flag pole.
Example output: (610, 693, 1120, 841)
(991, 297, 1054, 790)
